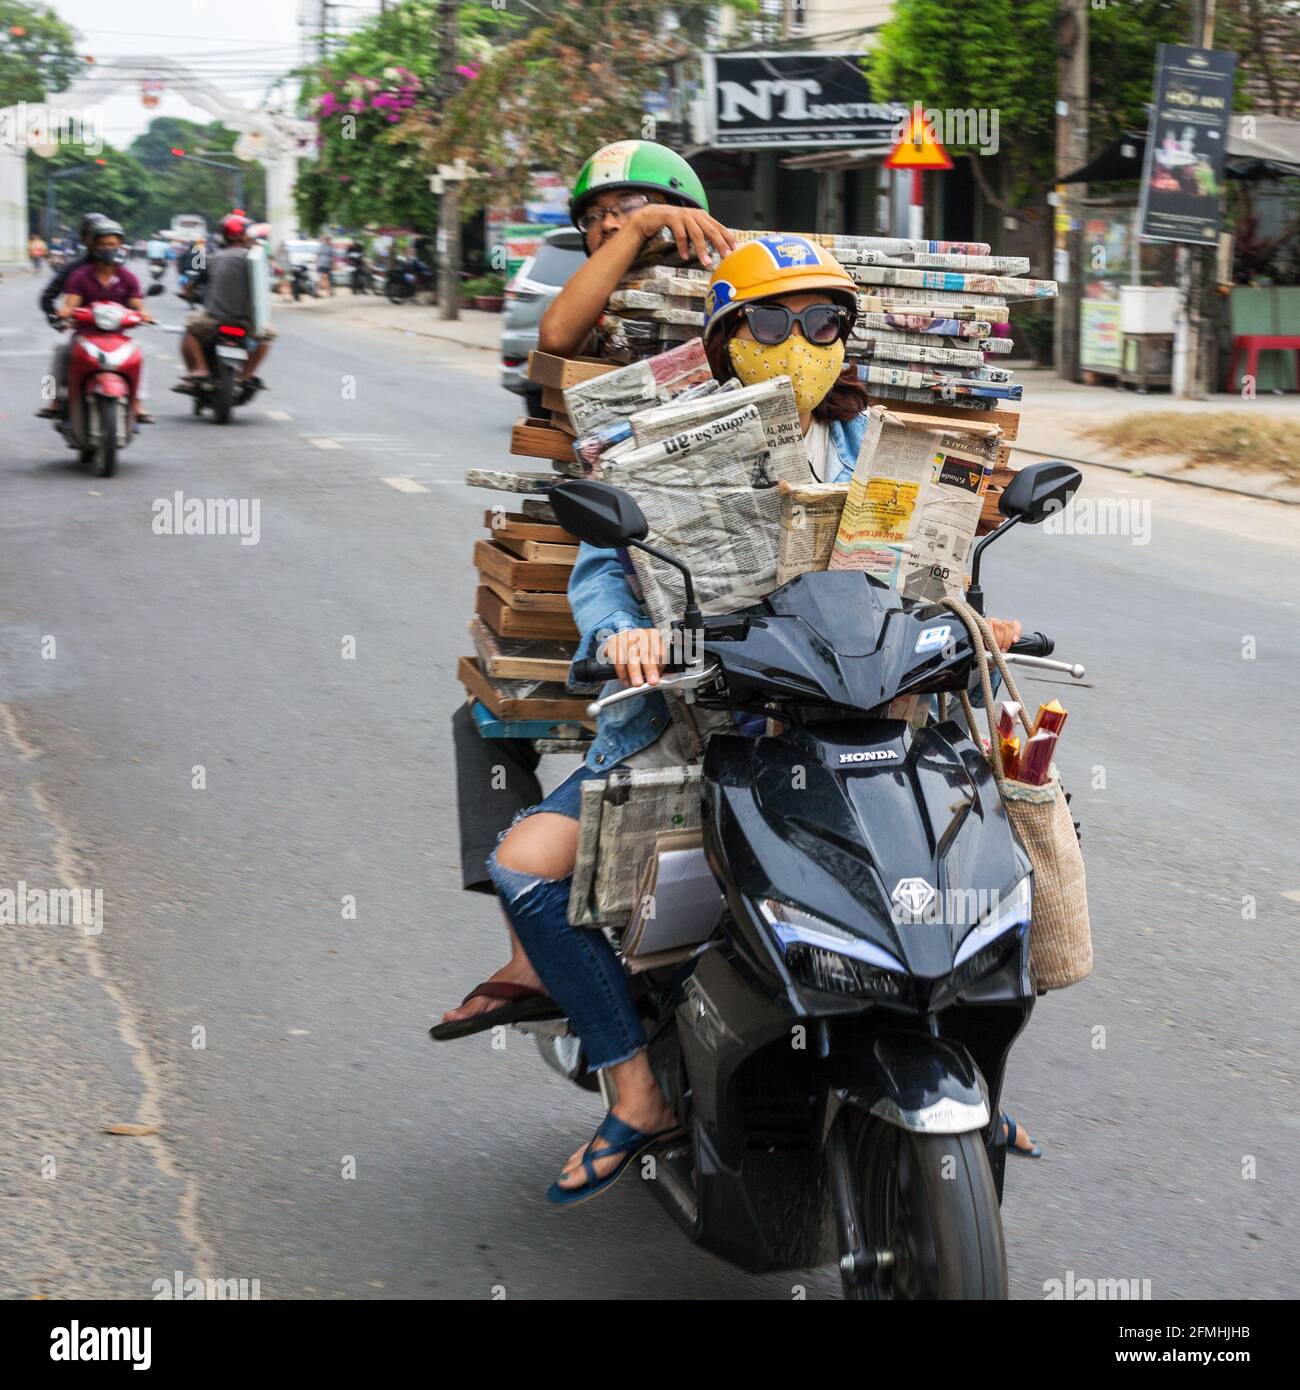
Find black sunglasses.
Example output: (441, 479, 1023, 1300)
(740, 302, 851, 346)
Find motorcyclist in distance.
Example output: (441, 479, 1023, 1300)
(175, 213, 275, 392)
(52, 220, 155, 425)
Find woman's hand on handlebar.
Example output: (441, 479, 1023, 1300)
(988, 617, 1022, 652)
(601, 628, 664, 688)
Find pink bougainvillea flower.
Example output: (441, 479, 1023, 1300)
(455, 64, 479, 80)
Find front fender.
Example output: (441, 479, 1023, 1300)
(825, 1031, 989, 1134)
(88, 373, 128, 397)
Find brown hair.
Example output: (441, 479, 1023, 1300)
(703, 304, 871, 424)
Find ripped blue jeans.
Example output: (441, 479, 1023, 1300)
(487, 764, 647, 1071)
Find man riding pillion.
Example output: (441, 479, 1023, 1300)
(174, 213, 275, 396)
(438, 141, 736, 1037)
(538, 140, 737, 357)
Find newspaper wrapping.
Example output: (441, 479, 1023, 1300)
(465, 468, 558, 494)
(857, 294, 1010, 324)
(852, 284, 1010, 312)
(843, 250, 1031, 275)
(829, 405, 1002, 602)
(846, 265, 1059, 300)
(568, 765, 704, 926)
(602, 402, 800, 627)
(776, 481, 850, 585)
(631, 374, 804, 472)
(853, 312, 993, 339)
(561, 339, 711, 433)
(850, 329, 1014, 356)
(858, 384, 999, 410)
(851, 338, 988, 369)
(731, 229, 993, 256)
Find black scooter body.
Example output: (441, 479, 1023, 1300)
(635, 570, 1035, 1274)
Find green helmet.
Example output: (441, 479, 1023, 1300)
(570, 140, 707, 230)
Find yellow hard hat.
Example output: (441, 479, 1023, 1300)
(704, 234, 857, 339)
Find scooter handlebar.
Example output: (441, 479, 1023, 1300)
(1009, 631, 1054, 658)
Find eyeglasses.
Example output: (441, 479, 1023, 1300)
(740, 302, 852, 346)
(576, 193, 653, 236)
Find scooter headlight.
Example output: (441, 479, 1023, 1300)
(92, 302, 126, 331)
(945, 877, 1032, 993)
(757, 899, 911, 1003)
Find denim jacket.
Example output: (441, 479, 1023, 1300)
(568, 413, 868, 771)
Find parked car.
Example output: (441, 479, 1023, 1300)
(501, 227, 585, 417)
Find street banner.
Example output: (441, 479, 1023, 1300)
(704, 52, 904, 148)
(1136, 44, 1237, 245)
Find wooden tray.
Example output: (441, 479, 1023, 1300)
(510, 418, 578, 462)
(474, 538, 572, 593)
(475, 586, 579, 640)
(477, 571, 572, 615)
(457, 657, 591, 721)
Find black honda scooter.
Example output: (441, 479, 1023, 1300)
(532, 462, 1085, 1300)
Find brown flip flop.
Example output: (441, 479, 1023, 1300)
(428, 980, 562, 1041)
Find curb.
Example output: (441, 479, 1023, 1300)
(1009, 442, 1300, 508)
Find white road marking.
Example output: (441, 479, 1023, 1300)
(266, 410, 292, 422)
(382, 477, 430, 493)
(1281, 890, 1300, 904)
(307, 437, 342, 449)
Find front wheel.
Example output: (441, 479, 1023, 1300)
(95, 396, 120, 478)
(845, 1120, 1007, 1300)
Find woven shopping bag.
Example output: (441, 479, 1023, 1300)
(940, 596, 1093, 991)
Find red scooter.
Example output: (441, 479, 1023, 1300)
(58, 300, 153, 477)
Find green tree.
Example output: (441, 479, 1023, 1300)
(869, 0, 1187, 213)
(295, 1, 516, 233)
(129, 117, 266, 233)
(1, 0, 82, 107)
(28, 143, 155, 239)
(426, 1, 756, 216)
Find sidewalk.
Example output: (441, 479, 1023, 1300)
(276, 288, 503, 353)
(1014, 366, 1300, 504)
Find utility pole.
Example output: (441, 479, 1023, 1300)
(1053, 0, 1089, 382)
(436, 0, 462, 321)
(1180, 0, 1218, 398)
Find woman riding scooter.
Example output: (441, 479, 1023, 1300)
(469, 239, 1040, 1205)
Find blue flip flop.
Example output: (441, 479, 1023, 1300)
(1002, 1110, 1043, 1160)
(547, 1111, 684, 1207)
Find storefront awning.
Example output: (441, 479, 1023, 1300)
(1061, 115, 1300, 183)
(779, 146, 896, 172)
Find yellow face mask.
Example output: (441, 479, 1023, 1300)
(727, 334, 845, 416)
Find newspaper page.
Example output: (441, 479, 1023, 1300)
(602, 403, 790, 626)
(631, 374, 805, 478)
(562, 338, 711, 433)
(567, 765, 704, 926)
(830, 406, 1002, 602)
(846, 265, 1059, 301)
(777, 481, 849, 585)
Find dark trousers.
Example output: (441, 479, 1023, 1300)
(450, 703, 543, 894)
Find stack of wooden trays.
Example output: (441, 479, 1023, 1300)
(459, 509, 595, 744)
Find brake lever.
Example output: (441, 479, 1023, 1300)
(984, 652, 1086, 680)
(585, 663, 721, 719)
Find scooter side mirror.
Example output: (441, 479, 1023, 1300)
(551, 480, 649, 550)
(999, 460, 1083, 526)
(146, 281, 165, 296)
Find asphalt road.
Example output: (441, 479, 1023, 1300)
(1, 270, 1296, 1301)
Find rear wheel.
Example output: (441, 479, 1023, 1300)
(95, 397, 120, 478)
(212, 362, 235, 424)
(845, 1119, 1007, 1300)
